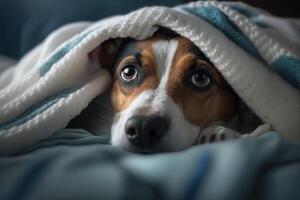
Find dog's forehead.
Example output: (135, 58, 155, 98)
(151, 39, 178, 79)
(142, 37, 209, 70)
(119, 36, 208, 66)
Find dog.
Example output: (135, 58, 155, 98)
(68, 28, 261, 153)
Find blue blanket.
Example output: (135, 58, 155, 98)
(0, 130, 300, 200)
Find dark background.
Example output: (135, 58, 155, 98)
(0, 0, 298, 59)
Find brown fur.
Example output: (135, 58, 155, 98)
(167, 38, 237, 126)
(111, 45, 159, 111)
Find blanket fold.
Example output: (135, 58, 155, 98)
(0, 1, 299, 155)
(1, 131, 300, 200)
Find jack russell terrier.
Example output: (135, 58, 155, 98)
(68, 28, 267, 153)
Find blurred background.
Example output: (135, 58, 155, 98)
(0, 0, 299, 60)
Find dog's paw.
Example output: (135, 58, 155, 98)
(197, 126, 242, 144)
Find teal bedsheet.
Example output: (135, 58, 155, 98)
(0, 130, 300, 200)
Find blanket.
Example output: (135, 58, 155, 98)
(0, 1, 300, 155)
(0, 131, 300, 200)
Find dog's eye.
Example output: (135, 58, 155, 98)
(188, 69, 212, 90)
(120, 64, 139, 82)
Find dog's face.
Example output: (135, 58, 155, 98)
(107, 35, 237, 153)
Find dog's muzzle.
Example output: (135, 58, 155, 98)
(125, 115, 170, 147)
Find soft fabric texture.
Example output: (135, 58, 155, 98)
(0, 1, 300, 155)
(0, 130, 300, 200)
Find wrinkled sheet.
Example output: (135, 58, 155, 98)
(0, 130, 299, 200)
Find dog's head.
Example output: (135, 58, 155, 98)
(95, 30, 237, 153)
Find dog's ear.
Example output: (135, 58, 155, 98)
(88, 38, 129, 74)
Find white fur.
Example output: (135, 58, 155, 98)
(111, 90, 200, 150)
(152, 40, 178, 107)
(152, 40, 177, 85)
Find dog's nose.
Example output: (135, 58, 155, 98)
(125, 115, 170, 147)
